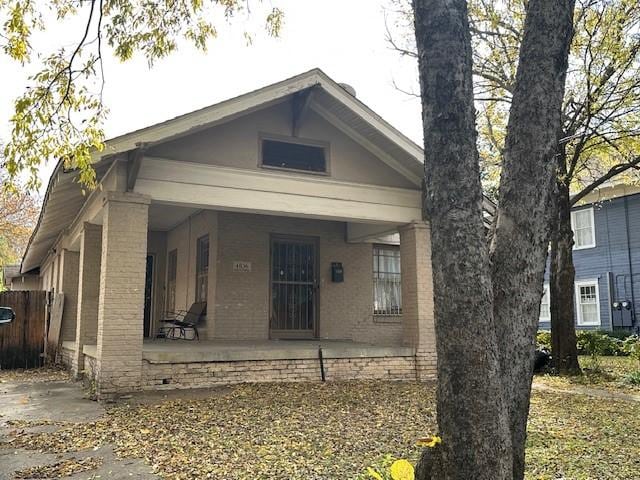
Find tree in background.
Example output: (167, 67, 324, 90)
(388, 0, 640, 374)
(0, 0, 283, 191)
(413, 0, 574, 478)
(0, 166, 40, 288)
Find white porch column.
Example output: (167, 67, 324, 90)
(399, 221, 437, 380)
(96, 192, 150, 396)
(71, 223, 102, 378)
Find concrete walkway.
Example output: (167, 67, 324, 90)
(0, 377, 158, 479)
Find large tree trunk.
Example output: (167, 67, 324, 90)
(414, 0, 575, 477)
(489, 0, 575, 478)
(413, 1, 512, 479)
(550, 162, 581, 374)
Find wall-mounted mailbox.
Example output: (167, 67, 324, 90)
(331, 262, 344, 283)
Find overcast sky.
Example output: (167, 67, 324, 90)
(0, 0, 422, 190)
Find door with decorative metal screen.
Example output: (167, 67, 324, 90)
(270, 236, 318, 338)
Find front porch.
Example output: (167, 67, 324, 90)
(46, 153, 437, 397)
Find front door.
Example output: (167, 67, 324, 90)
(270, 236, 318, 338)
(143, 255, 154, 338)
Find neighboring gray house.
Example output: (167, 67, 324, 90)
(539, 183, 640, 333)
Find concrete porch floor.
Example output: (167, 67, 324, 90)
(67, 339, 415, 364)
(140, 339, 415, 364)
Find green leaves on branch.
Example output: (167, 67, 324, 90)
(4, 49, 107, 191)
(0, 0, 284, 191)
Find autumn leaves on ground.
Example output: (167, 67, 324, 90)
(2, 361, 639, 480)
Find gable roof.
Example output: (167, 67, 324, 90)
(100, 68, 425, 184)
(22, 69, 426, 274)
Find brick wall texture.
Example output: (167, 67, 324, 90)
(142, 355, 417, 389)
(72, 223, 102, 377)
(214, 211, 405, 345)
(59, 249, 80, 343)
(400, 223, 437, 380)
(95, 193, 150, 394)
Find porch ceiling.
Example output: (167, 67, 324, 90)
(148, 203, 199, 231)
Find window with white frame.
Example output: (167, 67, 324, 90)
(571, 207, 596, 249)
(575, 280, 600, 326)
(540, 284, 550, 321)
(373, 245, 402, 315)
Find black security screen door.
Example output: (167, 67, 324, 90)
(270, 236, 318, 338)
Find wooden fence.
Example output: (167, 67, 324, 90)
(0, 290, 47, 369)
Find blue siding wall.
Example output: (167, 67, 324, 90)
(540, 193, 640, 332)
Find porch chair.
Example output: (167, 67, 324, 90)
(158, 302, 206, 340)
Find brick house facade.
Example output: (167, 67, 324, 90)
(21, 70, 439, 397)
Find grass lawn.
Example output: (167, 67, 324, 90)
(534, 355, 640, 393)
(3, 369, 640, 480)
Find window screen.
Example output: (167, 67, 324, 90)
(262, 139, 326, 172)
(373, 245, 402, 315)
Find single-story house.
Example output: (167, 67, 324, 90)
(20, 69, 483, 397)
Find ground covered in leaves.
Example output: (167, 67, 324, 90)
(3, 372, 639, 480)
(0, 365, 69, 384)
(12, 456, 103, 479)
(535, 355, 640, 393)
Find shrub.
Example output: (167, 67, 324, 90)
(536, 331, 552, 351)
(624, 371, 640, 385)
(576, 330, 623, 357)
(622, 335, 640, 365)
(602, 328, 634, 341)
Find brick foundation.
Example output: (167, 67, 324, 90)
(142, 355, 417, 390)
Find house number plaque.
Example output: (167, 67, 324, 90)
(233, 261, 252, 272)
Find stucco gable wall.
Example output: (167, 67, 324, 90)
(147, 102, 416, 189)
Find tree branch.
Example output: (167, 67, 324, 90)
(571, 155, 640, 205)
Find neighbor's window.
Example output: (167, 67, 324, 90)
(196, 235, 209, 304)
(261, 138, 327, 173)
(373, 245, 402, 315)
(575, 280, 600, 326)
(539, 284, 550, 322)
(571, 207, 595, 249)
(167, 249, 177, 312)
